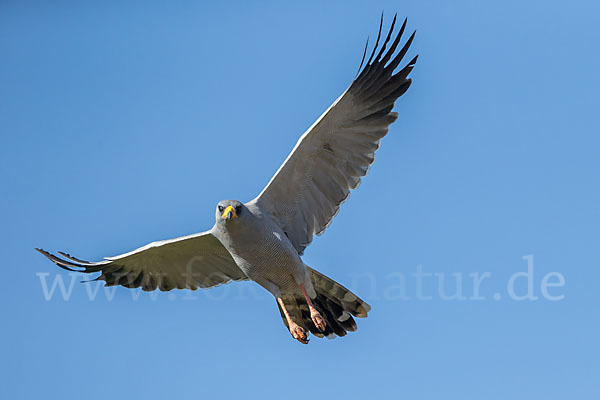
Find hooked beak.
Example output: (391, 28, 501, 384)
(221, 205, 238, 220)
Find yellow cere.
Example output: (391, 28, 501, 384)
(221, 205, 237, 219)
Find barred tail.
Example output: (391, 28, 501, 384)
(277, 267, 371, 339)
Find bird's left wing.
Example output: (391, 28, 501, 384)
(252, 15, 417, 254)
(36, 230, 247, 291)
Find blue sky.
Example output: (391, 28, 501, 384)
(1, 1, 599, 399)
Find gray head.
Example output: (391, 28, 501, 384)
(215, 200, 245, 224)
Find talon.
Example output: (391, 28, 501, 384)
(290, 323, 309, 344)
(312, 311, 327, 332)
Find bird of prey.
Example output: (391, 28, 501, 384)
(36, 15, 417, 344)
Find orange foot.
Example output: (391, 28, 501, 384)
(289, 322, 309, 344)
(311, 310, 327, 332)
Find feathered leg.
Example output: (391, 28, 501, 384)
(300, 283, 327, 332)
(277, 297, 309, 344)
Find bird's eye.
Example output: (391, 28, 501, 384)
(218, 205, 224, 213)
(235, 205, 242, 215)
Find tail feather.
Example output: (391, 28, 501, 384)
(310, 267, 371, 318)
(276, 267, 370, 340)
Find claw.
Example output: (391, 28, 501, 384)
(290, 323, 309, 344)
(312, 311, 327, 332)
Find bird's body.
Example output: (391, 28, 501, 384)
(212, 201, 308, 297)
(37, 14, 417, 344)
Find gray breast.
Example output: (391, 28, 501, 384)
(213, 209, 305, 292)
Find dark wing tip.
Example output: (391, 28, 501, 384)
(409, 53, 419, 66)
(365, 12, 385, 66)
(354, 36, 370, 79)
(35, 247, 79, 272)
(36, 247, 109, 273)
(354, 15, 416, 82)
(35, 247, 52, 258)
(57, 251, 94, 264)
(373, 13, 398, 63)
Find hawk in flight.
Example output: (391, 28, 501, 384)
(37, 14, 417, 344)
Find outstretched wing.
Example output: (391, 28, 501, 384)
(36, 230, 247, 291)
(252, 15, 418, 254)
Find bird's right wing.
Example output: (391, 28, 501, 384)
(36, 230, 247, 291)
